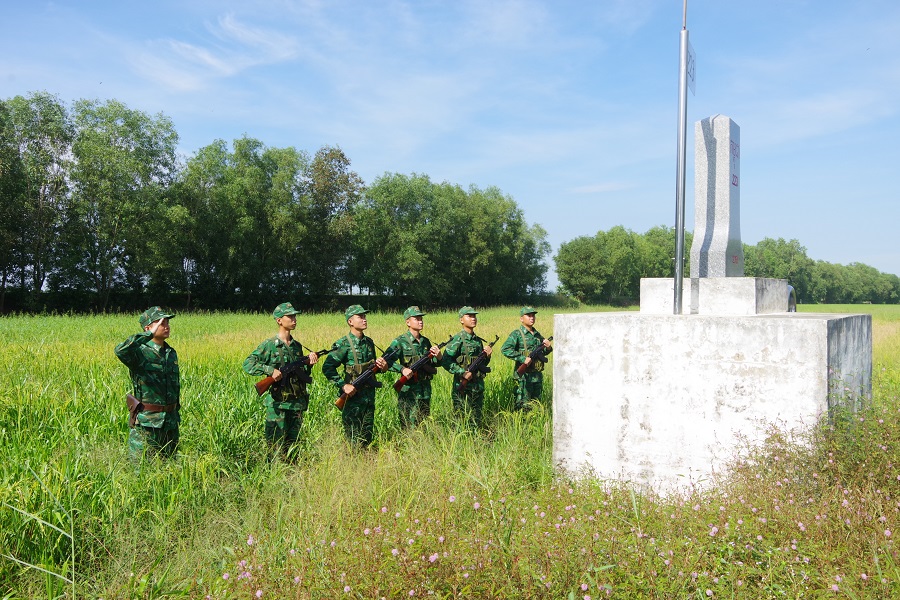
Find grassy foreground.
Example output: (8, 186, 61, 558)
(0, 304, 898, 598)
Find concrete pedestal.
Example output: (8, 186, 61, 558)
(552, 311, 871, 493)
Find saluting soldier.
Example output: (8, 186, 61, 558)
(114, 306, 180, 461)
(242, 302, 320, 455)
(440, 306, 492, 428)
(386, 306, 442, 430)
(501, 306, 552, 412)
(321, 305, 387, 447)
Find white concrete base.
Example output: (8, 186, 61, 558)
(640, 277, 789, 315)
(552, 311, 871, 494)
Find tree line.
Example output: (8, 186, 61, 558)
(0, 92, 549, 313)
(555, 227, 900, 305)
(3, 91, 895, 314)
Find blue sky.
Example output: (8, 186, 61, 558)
(3, 1, 899, 286)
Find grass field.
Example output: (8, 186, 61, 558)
(1, 304, 899, 598)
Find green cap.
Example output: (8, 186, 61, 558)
(520, 306, 538, 316)
(458, 306, 478, 317)
(273, 302, 300, 319)
(403, 306, 426, 319)
(345, 304, 368, 320)
(139, 306, 175, 329)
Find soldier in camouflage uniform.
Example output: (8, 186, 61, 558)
(501, 306, 552, 412)
(440, 306, 493, 428)
(243, 302, 320, 455)
(322, 305, 388, 447)
(114, 306, 180, 461)
(386, 306, 443, 430)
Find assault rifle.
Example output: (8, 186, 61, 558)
(392, 336, 452, 392)
(515, 336, 554, 376)
(458, 334, 499, 391)
(255, 348, 331, 396)
(335, 346, 401, 411)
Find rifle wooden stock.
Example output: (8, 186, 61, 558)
(392, 336, 452, 392)
(515, 336, 554, 376)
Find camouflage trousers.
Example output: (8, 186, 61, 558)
(128, 423, 179, 462)
(265, 404, 305, 450)
(342, 390, 376, 447)
(513, 373, 544, 410)
(452, 378, 484, 428)
(397, 386, 431, 430)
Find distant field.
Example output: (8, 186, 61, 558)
(1, 304, 899, 598)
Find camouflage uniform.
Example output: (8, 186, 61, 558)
(501, 320, 551, 411)
(243, 335, 312, 449)
(387, 324, 439, 429)
(114, 307, 180, 461)
(322, 306, 381, 446)
(441, 307, 491, 428)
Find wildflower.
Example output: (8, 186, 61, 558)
(474, 502, 480, 510)
(886, 529, 892, 537)
(831, 584, 839, 592)
(706, 591, 713, 597)
(582, 584, 588, 591)
(439, 536, 445, 543)
(429, 553, 438, 562)
(344, 586, 351, 593)
(409, 591, 415, 596)
(255, 591, 263, 598)
(364, 528, 371, 535)
(798, 522, 806, 532)
(449, 496, 456, 503)
(392, 548, 399, 556)
(861, 573, 868, 580)
(247, 535, 255, 546)
(289, 548, 296, 555)
(222, 573, 230, 580)
(294, 576, 301, 584)
(709, 526, 718, 537)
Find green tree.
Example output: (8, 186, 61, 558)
(0, 100, 27, 311)
(743, 238, 814, 302)
(555, 235, 606, 303)
(5, 92, 73, 303)
(57, 99, 177, 310)
(300, 145, 364, 295)
(351, 173, 549, 305)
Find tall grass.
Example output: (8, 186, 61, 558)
(0, 305, 898, 598)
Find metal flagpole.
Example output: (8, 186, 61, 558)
(673, 0, 689, 314)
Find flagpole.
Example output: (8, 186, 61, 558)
(673, 0, 689, 314)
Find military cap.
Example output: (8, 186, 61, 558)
(345, 304, 368, 320)
(458, 306, 478, 317)
(273, 302, 300, 319)
(403, 306, 426, 319)
(520, 306, 538, 316)
(139, 306, 175, 329)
